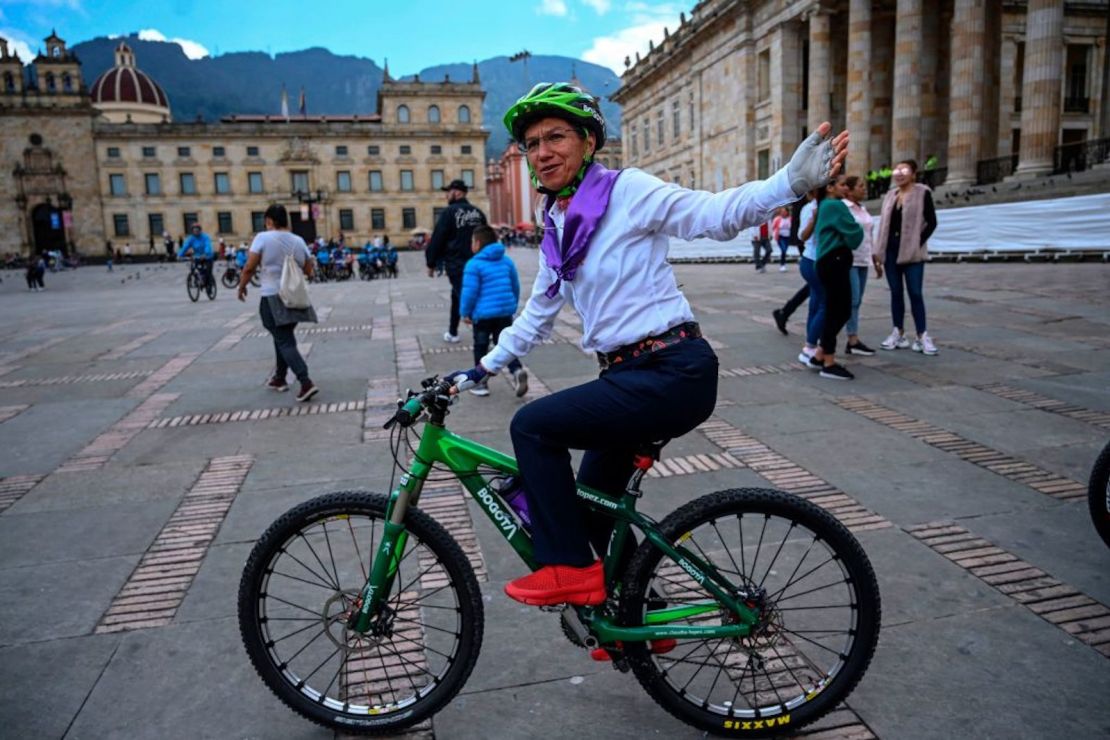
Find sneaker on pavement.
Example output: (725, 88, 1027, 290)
(296, 381, 319, 402)
(773, 308, 789, 335)
(847, 341, 876, 356)
(914, 332, 938, 355)
(504, 561, 606, 607)
(880, 328, 910, 350)
(266, 375, 289, 392)
(778, 264, 787, 272)
(512, 368, 529, 398)
(468, 381, 490, 397)
(797, 348, 814, 365)
(443, 331, 461, 343)
(819, 363, 855, 380)
(808, 355, 825, 371)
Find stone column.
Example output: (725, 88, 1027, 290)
(891, 0, 923, 164)
(808, 8, 832, 132)
(1014, 0, 1064, 176)
(846, 0, 872, 172)
(772, 21, 804, 166)
(945, 0, 987, 186)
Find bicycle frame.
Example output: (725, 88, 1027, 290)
(350, 418, 763, 644)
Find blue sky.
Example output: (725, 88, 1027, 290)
(0, 0, 690, 74)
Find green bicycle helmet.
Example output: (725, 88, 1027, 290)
(504, 81, 607, 152)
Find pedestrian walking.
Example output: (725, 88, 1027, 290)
(810, 176, 864, 380)
(459, 225, 528, 398)
(426, 179, 488, 343)
(26, 253, 46, 291)
(875, 159, 938, 355)
(750, 220, 772, 272)
(771, 206, 792, 271)
(771, 195, 812, 334)
(238, 204, 320, 402)
(842, 175, 877, 356)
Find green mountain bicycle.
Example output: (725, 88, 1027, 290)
(238, 377, 881, 737)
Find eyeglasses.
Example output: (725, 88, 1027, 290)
(519, 127, 581, 154)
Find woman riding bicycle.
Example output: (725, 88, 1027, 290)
(446, 82, 848, 607)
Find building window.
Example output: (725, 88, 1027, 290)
(431, 144, 442, 155)
(113, 214, 129, 236)
(336, 171, 352, 192)
(630, 119, 638, 157)
(62, 73, 73, 92)
(214, 172, 231, 194)
(109, 173, 127, 195)
(367, 145, 380, 156)
(462, 170, 475, 188)
(248, 172, 263, 194)
(399, 145, 412, 156)
(1065, 44, 1091, 112)
(461, 145, 472, 155)
(397, 104, 410, 123)
(3, 71, 14, 92)
(183, 212, 198, 231)
(400, 170, 414, 191)
(45, 73, 56, 93)
(291, 170, 309, 194)
(142, 146, 156, 158)
(369, 170, 383, 191)
(144, 173, 161, 195)
(339, 209, 354, 230)
(433, 207, 445, 223)
(642, 120, 650, 153)
(688, 90, 695, 133)
(431, 170, 445, 190)
(217, 211, 233, 233)
(180, 173, 196, 194)
(672, 99, 680, 139)
(251, 211, 266, 233)
(428, 105, 440, 123)
(246, 145, 260, 157)
(757, 149, 770, 180)
(213, 146, 225, 158)
(402, 207, 416, 229)
(657, 108, 664, 147)
(148, 213, 164, 237)
(177, 146, 191, 158)
(458, 105, 471, 123)
(336, 144, 349, 157)
(107, 146, 121, 158)
(758, 50, 770, 103)
(371, 208, 385, 230)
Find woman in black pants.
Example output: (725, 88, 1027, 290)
(812, 177, 863, 380)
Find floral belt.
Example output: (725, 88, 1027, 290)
(597, 322, 702, 370)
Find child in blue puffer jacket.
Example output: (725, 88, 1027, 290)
(459, 225, 528, 398)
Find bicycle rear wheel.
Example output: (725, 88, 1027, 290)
(1089, 440, 1110, 548)
(619, 488, 880, 737)
(205, 276, 217, 300)
(238, 491, 484, 735)
(221, 269, 237, 288)
(250, 272, 261, 287)
(186, 272, 200, 302)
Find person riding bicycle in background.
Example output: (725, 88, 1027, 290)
(178, 222, 214, 288)
(443, 82, 848, 609)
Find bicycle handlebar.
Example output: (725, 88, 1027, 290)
(383, 376, 455, 429)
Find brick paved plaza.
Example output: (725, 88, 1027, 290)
(0, 253, 1107, 739)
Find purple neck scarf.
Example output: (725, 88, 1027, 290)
(540, 162, 621, 298)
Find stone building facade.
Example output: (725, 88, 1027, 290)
(0, 35, 489, 257)
(611, 0, 1108, 191)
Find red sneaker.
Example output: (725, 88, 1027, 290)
(589, 638, 677, 661)
(504, 561, 606, 606)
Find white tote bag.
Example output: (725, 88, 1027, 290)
(278, 252, 311, 309)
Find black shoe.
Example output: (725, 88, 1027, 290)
(847, 341, 876, 356)
(819, 363, 855, 380)
(296, 381, 319, 402)
(772, 309, 788, 335)
(807, 356, 824, 371)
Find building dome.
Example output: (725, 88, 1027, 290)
(90, 43, 171, 123)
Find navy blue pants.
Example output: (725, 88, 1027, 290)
(509, 338, 719, 566)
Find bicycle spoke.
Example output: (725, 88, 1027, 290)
(756, 521, 795, 590)
(747, 515, 770, 585)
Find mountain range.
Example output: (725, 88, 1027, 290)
(70, 35, 623, 158)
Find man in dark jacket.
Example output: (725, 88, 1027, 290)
(426, 179, 487, 342)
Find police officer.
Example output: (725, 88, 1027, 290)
(426, 178, 488, 342)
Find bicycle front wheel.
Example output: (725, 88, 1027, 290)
(619, 488, 880, 737)
(1089, 440, 1110, 548)
(186, 272, 200, 302)
(205, 276, 217, 300)
(221, 269, 237, 289)
(238, 491, 484, 735)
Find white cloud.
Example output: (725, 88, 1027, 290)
(582, 0, 611, 13)
(536, 0, 568, 16)
(581, 3, 682, 75)
(137, 27, 209, 59)
(0, 28, 37, 61)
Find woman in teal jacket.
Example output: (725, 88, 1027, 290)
(812, 176, 864, 380)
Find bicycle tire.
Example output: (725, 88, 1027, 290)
(186, 272, 200, 302)
(238, 491, 484, 735)
(205, 277, 217, 300)
(1088, 440, 1110, 548)
(250, 272, 261, 287)
(618, 488, 880, 738)
(221, 270, 237, 289)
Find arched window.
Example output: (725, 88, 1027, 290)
(45, 73, 56, 93)
(397, 104, 410, 123)
(427, 105, 440, 123)
(62, 73, 73, 92)
(2, 72, 14, 93)
(458, 105, 471, 124)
